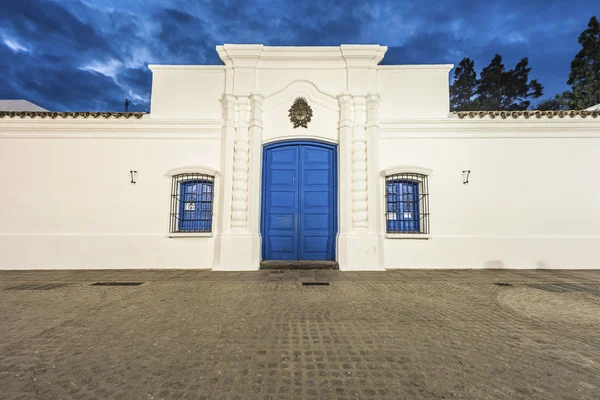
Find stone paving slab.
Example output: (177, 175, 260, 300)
(1, 269, 600, 399)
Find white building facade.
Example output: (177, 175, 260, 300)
(1, 44, 599, 271)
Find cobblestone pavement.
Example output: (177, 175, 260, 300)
(1, 269, 600, 400)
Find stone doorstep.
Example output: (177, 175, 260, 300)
(260, 260, 339, 270)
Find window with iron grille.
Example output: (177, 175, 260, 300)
(170, 173, 214, 233)
(385, 172, 430, 234)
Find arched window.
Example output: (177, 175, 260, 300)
(382, 166, 431, 236)
(166, 167, 219, 235)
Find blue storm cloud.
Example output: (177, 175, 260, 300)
(0, 0, 597, 111)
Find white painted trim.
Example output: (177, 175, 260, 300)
(378, 119, 600, 134)
(262, 80, 338, 112)
(0, 132, 222, 140)
(255, 65, 346, 70)
(386, 233, 431, 240)
(262, 135, 339, 145)
(165, 166, 220, 177)
(0, 119, 224, 137)
(381, 165, 433, 177)
(2, 233, 597, 239)
(379, 131, 600, 139)
(378, 64, 454, 71)
(384, 265, 600, 270)
(167, 233, 213, 238)
(410, 235, 600, 239)
(148, 65, 225, 72)
(0, 233, 179, 237)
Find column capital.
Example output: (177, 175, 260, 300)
(353, 95, 367, 106)
(221, 93, 236, 124)
(249, 93, 264, 127)
(221, 93, 236, 102)
(236, 95, 250, 109)
(353, 96, 367, 127)
(249, 92, 264, 101)
(366, 92, 382, 128)
(337, 92, 354, 108)
(366, 92, 381, 107)
(337, 93, 354, 128)
(235, 96, 251, 126)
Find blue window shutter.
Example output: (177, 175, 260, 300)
(178, 180, 214, 232)
(386, 180, 420, 233)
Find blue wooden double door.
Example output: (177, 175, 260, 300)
(262, 142, 337, 261)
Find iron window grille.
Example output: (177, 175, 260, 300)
(170, 173, 215, 233)
(385, 173, 430, 234)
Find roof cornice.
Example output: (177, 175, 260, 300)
(0, 111, 146, 119)
(454, 110, 599, 119)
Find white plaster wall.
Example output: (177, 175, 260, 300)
(2, 45, 598, 271)
(378, 66, 452, 119)
(379, 131, 600, 269)
(257, 69, 346, 99)
(148, 66, 225, 119)
(0, 126, 221, 269)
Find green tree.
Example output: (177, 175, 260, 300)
(450, 55, 544, 111)
(536, 98, 566, 110)
(450, 57, 477, 111)
(476, 55, 543, 110)
(559, 16, 600, 109)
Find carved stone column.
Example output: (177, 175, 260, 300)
(337, 93, 354, 237)
(247, 93, 264, 237)
(231, 96, 250, 230)
(214, 94, 260, 271)
(351, 96, 368, 229)
(366, 93, 382, 235)
(337, 93, 384, 271)
(216, 93, 236, 234)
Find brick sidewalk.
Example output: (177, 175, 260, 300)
(1, 269, 599, 399)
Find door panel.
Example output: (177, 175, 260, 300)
(298, 145, 334, 260)
(263, 145, 299, 260)
(262, 142, 336, 261)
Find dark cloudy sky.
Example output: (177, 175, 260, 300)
(1, 0, 597, 112)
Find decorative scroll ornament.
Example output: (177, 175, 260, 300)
(288, 97, 313, 128)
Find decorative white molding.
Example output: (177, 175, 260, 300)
(263, 80, 338, 111)
(0, 131, 222, 140)
(249, 93, 264, 127)
(381, 165, 433, 177)
(378, 118, 600, 134)
(377, 64, 454, 71)
(231, 96, 250, 230)
(366, 93, 381, 128)
(337, 93, 354, 128)
(148, 65, 225, 72)
(351, 96, 368, 229)
(378, 128, 600, 138)
(221, 94, 236, 125)
(165, 166, 220, 177)
(247, 93, 265, 237)
(263, 135, 339, 145)
(340, 45, 387, 68)
(217, 44, 264, 68)
(386, 233, 431, 240)
(365, 92, 382, 235)
(167, 233, 213, 238)
(0, 119, 223, 136)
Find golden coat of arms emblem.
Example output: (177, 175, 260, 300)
(288, 97, 313, 128)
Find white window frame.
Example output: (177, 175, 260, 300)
(165, 166, 220, 238)
(380, 165, 432, 239)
